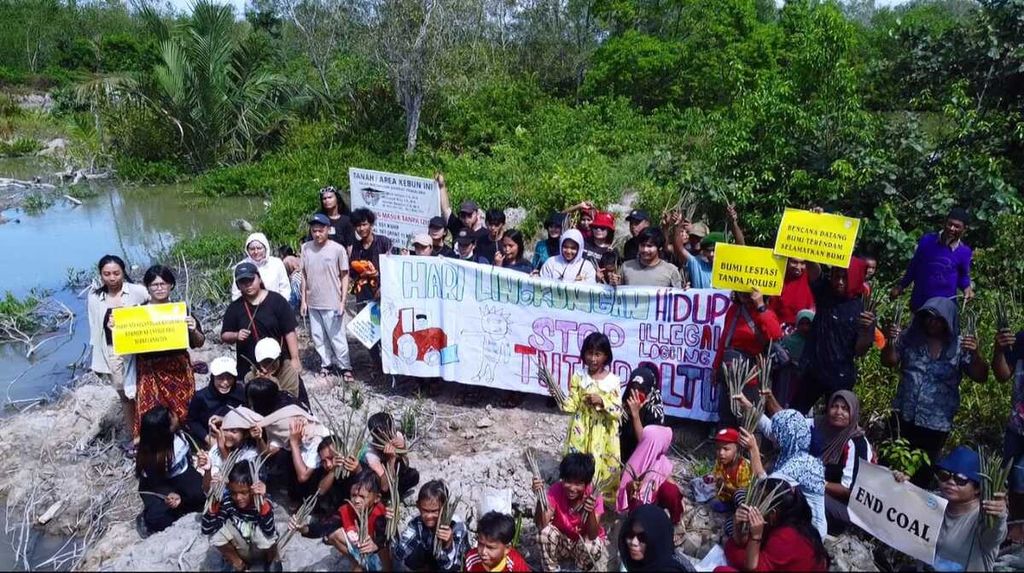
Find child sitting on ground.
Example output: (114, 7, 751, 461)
(710, 427, 752, 513)
(136, 405, 205, 535)
(391, 479, 471, 571)
(201, 461, 282, 572)
(203, 407, 264, 485)
(465, 511, 531, 572)
(287, 435, 362, 541)
(361, 412, 420, 498)
(533, 452, 609, 571)
(327, 469, 389, 571)
(563, 332, 622, 499)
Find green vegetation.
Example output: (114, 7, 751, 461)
(3, 0, 1024, 448)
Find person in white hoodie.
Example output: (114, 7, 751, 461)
(230, 233, 292, 302)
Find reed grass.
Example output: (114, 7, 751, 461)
(524, 448, 549, 514)
(537, 358, 567, 410)
(382, 462, 401, 542)
(279, 493, 319, 551)
(979, 447, 1012, 529)
(740, 478, 789, 533)
(433, 484, 463, 558)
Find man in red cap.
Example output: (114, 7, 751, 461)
(710, 427, 753, 512)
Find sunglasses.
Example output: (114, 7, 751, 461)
(935, 469, 971, 487)
(625, 530, 647, 544)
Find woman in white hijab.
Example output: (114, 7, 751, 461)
(230, 232, 292, 301)
(540, 228, 597, 284)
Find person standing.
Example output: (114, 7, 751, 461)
(302, 214, 353, 382)
(532, 212, 564, 270)
(614, 228, 682, 288)
(882, 297, 989, 487)
(790, 259, 876, 414)
(454, 229, 490, 264)
(349, 208, 393, 304)
(135, 265, 205, 439)
(88, 254, 150, 449)
(622, 210, 651, 262)
(308, 186, 354, 251)
(230, 233, 291, 302)
(221, 263, 300, 381)
(427, 216, 457, 258)
(437, 172, 487, 242)
(475, 209, 506, 263)
(994, 326, 1024, 541)
(891, 207, 975, 311)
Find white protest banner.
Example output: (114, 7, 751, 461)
(349, 167, 440, 247)
(379, 255, 731, 421)
(848, 461, 948, 564)
(346, 302, 382, 349)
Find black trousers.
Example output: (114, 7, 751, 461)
(888, 414, 949, 489)
(140, 469, 205, 533)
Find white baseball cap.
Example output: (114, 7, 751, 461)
(254, 338, 282, 363)
(210, 356, 238, 377)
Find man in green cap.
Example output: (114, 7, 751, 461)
(677, 231, 724, 289)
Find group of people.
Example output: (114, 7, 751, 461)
(83, 172, 1023, 572)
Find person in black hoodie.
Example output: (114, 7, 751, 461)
(186, 357, 247, 446)
(618, 504, 694, 572)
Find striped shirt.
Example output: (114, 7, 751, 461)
(201, 493, 276, 540)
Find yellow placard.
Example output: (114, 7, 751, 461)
(112, 302, 189, 355)
(773, 208, 861, 267)
(711, 243, 787, 296)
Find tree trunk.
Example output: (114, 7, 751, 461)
(404, 91, 422, 154)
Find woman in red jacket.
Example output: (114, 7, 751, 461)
(713, 288, 783, 427)
(718, 477, 828, 572)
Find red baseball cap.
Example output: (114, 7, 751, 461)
(714, 428, 740, 444)
(592, 211, 615, 230)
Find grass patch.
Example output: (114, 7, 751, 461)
(22, 192, 54, 213)
(0, 136, 42, 156)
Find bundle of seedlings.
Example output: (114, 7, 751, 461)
(344, 500, 372, 568)
(537, 358, 567, 410)
(311, 393, 368, 480)
(995, 292, 1015, 331)
(979, 447, 1013, 529)
(433, 484, 463, 558)
(205, 449, 242, 512)
(756, 349, 774, 396)
(740, 477, 790, 534)
(279, 493, 319, 551)
(249, 454, 271, 509)
(524, 448, 549, 515)
(369, 416, 410, 456)
(722, 358, 759, 418)
(741, 398, 765, 440)
(382, 462, 401, 543)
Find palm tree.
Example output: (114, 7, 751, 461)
(134, 0, 300, 170)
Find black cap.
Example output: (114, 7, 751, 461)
(234, 262, 259, 281)
(545, 212, 564, 228)
(428, 216, 446, 229)
(626, 209, 650, 223)
(459, 200, 479, 214)
(455, 229, 475, 246)
(947, 207, 970, 225)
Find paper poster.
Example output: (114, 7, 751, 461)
(711, 243, 787, 296)
(346, 301, 382, 349)
(348, 167, 440, 247)
(112, 302, 189, 355)
(848, 461, 948, 564)
(379, 255, 732, 421)
(773, 208, 861, 267)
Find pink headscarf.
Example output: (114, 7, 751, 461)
(616, 425, 674, 512)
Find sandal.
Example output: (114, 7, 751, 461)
(340, 370, 356, 384)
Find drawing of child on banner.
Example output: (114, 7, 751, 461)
(472, 306, 513, 384)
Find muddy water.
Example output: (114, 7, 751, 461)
(0, 157, 262, 404)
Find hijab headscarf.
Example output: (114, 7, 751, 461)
(616, 425, 674, 512)
(621, 366, 665, 429)
(901, 296, 961, 360)
(243, 233, 272, 266)
(770, 409, 825, 496)
(812, 390, 864, 465)
(540, 229, 595, 283)
(618, 504, 691, 572)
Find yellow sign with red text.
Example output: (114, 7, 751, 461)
(711, 243, 787, 296)
(773, 208, 861, 267)
(112, 302, 189, 355)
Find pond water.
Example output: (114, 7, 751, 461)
(0, 157, 262, 404)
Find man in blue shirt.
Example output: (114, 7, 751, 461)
(891, 207, 974, 311)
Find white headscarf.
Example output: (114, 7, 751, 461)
(540, 228, 596, 284)
(231, 232, 292, 301)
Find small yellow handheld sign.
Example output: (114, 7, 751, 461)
(112, 302, 189, 355)
(711, 243, 787, 296)
(773, 208, 861, 267)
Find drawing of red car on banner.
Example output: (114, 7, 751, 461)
(392, 307, 458, 366)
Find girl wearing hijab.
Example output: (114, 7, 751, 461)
(619, 504, 694, 572)
(616, 426, 685, 524)
(230, 232, 292, 302)
(540, 229, 597, 284)
(791, 257, 877, 414)
(811, 390, 874, 533)
(724, 477, 828, 571)
(620, 366, 666, 461)
(882, 296, 989, 487)
(753, 409, 827, 538)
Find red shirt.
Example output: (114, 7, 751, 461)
(713, 304, 783, 375)
(465, 547, 531, 572)
(338, 501, 387, 537)
(720, 526, 826, 571)
(769, 272, 815, 327)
